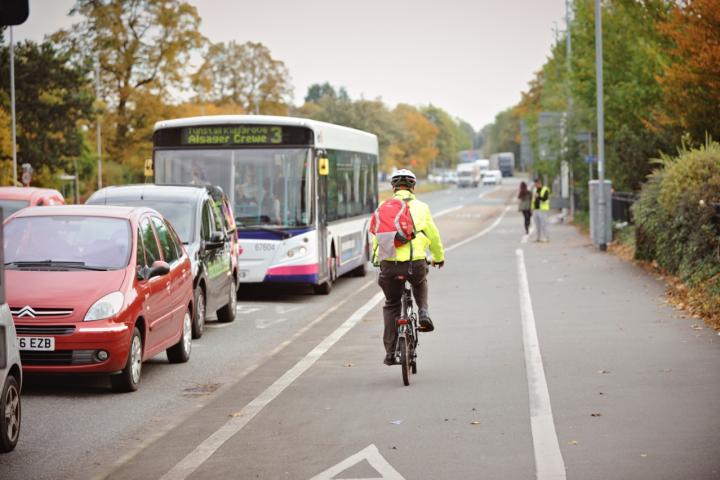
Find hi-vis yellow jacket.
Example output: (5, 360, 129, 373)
(372, 189, 445, 263)
(532, 185, 551, 211)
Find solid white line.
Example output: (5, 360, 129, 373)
(478, 185, 500, 199)
(445, 206, 511, 253)
(515, 248, 566, 480)
(93, 281, 375, 480)
(434, 205, 463, 218)
(159, 291, 385, 480)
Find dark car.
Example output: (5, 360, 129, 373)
(87, 185, 238, 339)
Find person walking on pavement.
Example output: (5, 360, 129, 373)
(371, 169, 445, 366)
(518, 181, 532, 235)
(532, 178, 551, 242)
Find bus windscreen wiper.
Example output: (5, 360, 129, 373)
(237, 225, 292, 239)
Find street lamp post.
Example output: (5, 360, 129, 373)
(95, 56, 102, 189)
(595, 0, 607, 251)
(10, 26, 17, 186)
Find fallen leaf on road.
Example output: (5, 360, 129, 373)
(344, 363, 354, 367)
(691, 324, 703, 330)
(568, 440, 578, 446)
(640, 454, 647, 458)
(390, 420, 403, 425)
(229, 411, 244, 418)
(470, 421, 481, 425)
(599, 392, 605, 395)
(598, 369, 611, 374)
(591, 413, 602, 417)
(391, 446, 397, 450)
(659, 368, 672, 373)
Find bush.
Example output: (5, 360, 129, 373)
(632, 142, 720, 324)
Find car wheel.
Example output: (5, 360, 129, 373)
(216, 278, 237, 323)
(0, 375, 21, 453)
(192, 287, 206, 339)
(167, 309, 192, 363)
(111, 327, 143, 393)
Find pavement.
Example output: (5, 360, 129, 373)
(2, 181, 719, 479)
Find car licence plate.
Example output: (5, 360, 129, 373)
(18, 336, 55, 351)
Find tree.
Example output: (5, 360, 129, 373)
(53, 0, 205, 165)
(305, 82, 349, 103)
(0, 40, 93, 181)
(193, 41, 292, 115)
(386, 104, 438, 174)
(422, 105, 461, 169)
(658, 0, 720, 143)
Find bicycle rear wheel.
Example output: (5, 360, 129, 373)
(399, 337, 410, 386)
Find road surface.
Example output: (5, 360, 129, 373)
(1, 181, 719, 480)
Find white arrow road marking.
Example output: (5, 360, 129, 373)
(309, 444, 406, 480)
(158, 291, 385, 480)
(516, 248, 566, 480)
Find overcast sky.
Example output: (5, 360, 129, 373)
(12, 0, 567, 130)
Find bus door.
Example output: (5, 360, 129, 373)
(316, 150, 330, 283)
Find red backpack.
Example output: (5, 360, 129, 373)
(369, 198, 416, 262)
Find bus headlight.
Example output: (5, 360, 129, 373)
(287, 246, 308, 258)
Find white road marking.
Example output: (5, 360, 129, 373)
(276, 305, 304, 315)
(478, 185, 500, 199)
(236, 306, 262, 315)
(93, 281, 375, 480)
(158, 291, 385, 480)
(515, 248, 566, 480)
(309, 444, 406, 480)
(445, 206, 511, 253)
(204, 322, 234, 329)
(255, 317, 289, 329)
(434, 205, 463, 217)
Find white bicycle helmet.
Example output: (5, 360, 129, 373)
(391, 169, 417, 189)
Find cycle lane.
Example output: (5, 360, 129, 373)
(157, 195, 536, 479)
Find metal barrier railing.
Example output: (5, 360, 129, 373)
(611, 192, 638, 224)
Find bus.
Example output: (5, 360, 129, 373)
(152, 115, 379, 294)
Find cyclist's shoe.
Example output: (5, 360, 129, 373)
(418, 309, 434, 332)
(384, 353, 397, 366)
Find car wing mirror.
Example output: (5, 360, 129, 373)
(147, 260, 170, 279)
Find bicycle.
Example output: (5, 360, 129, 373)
(392, 274, 419, 386)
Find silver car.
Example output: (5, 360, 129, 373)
(0, 211, 21, 453)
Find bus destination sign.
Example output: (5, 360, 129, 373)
(182, 126, 283, 145)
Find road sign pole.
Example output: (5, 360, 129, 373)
(595, 0, 607, 251)
(10, 26, 17, 186)
(95, 56, 102, 190)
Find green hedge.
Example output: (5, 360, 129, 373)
(633, 143, 720, 302)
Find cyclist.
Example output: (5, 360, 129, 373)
(373, 169, 445, 366)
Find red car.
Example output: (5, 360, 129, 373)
(0, 187, 64, 218)
(3, 205, 193, 392)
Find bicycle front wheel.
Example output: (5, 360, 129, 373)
(399, 337, 410, 386)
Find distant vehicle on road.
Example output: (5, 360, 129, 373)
(489, 152, 515, 177)
(0, 187, 64, 218)
(482, 170, 503, 185)
(4, 205, 194, 392)
(0, 212, 21, 453)
(456, 162, 481, 188)
(152, 115, 379, 294)
(87, 184, 239, 338)
(475, 159, 490, 172)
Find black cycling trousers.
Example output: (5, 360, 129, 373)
(378, 260, 428, 354)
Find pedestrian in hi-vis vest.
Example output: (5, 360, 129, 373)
(370, 169, 445, 366)
(532, 178, 550, 242)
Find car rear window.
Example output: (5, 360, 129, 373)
(95, 200, 194, 244)
(0, 200, 30, 217)
(4, 216, 131, 269)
